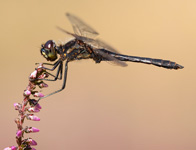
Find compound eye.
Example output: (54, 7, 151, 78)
(44, 40, 55, 50)
(41, 48, 48, 55)
(41, 49, 45, 53)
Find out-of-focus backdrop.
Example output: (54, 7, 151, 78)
(0, 0, 195, 150)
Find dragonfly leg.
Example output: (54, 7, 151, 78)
(36, 61, 68, 103)
(39, 59, 61, 71)
(35, 60, 60, 66)
(37, 62, 63, 81)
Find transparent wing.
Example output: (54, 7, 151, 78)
(93, 49, 128, 67)
(56, 26, 127, 67)
(95, 39, 121, 54)
(75, 38, 127, 66)
(66, 13, 99, 38)
(57, 14, 127, 67)
(56, 26, 77, 37)
(93, 39, 128, 67)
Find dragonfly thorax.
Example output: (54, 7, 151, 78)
(40, 40, 58, 61)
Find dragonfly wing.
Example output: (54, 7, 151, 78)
(56, 26, 77, 37)
(77, 38, 127, 67)
(95, 39, 122, 54)
(56, 26, 97, 44)
(93, 48, 128, 67)
(66, 13, 99, 38)
(59, 13, 127, 67)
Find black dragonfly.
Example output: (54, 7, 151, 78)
(38, 13, 184, 100)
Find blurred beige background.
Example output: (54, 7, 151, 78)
(0, 0, 195, 150)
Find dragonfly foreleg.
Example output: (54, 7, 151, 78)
(35, 60, 60, 66)
(36, 61, 68, 103)
(40, 59, 61, 71)
(38, 62, 63, 81)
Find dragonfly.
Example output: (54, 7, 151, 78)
(38, 13, 184, 101)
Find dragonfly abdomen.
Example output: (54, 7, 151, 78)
(150, 59, 183, 69)
(108, 51, 184, 70)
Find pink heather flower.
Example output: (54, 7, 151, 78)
(27, 107, 40, 113)
(25, 127, 40, 133)
(31, 148, 36, 150)
(24, 90, 31, 96)
(34, 103, 42, 109)
(39, 82, 48, 88)
(31, 127, 40, 132)
(26, 114, 40, 121)
(26, 138, 37, 146)
(16, 130, 22, 137)
(33, 92, 44, 98)
(4, 146, 17, 150)
(14, 103, 21, 110)
(38, 73, 49, 79)
(29, 70, 38, 79)
(28, 99, 41, 108)
(37, 63, 43, 68)
(14, 103, 19, 107)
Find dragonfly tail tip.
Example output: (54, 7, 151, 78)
(176, 64, 184, 69)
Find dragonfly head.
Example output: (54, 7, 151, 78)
(41, 40, 58, 61)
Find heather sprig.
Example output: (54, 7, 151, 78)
(4, 64, 49, 150)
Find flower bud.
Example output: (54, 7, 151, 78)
(27, 107, 40, 113)
(34, 103, 42, 109)
(39, 82, 48, 88)
(25, 127, 40, 133)
(29, 70, 38, 79)
(26, 114, 40, 121)
(26, 138, 37, 146)
(37, 63, 44, 72)
(16, 130, 22, 138)
(33, 92, 44, 98)
(38, 73, 49, 79)
(14, 103, 21, 110)
(4, 146, 17, 150)
(24, 90, 31, 96)
(37, 63, 43, 69)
